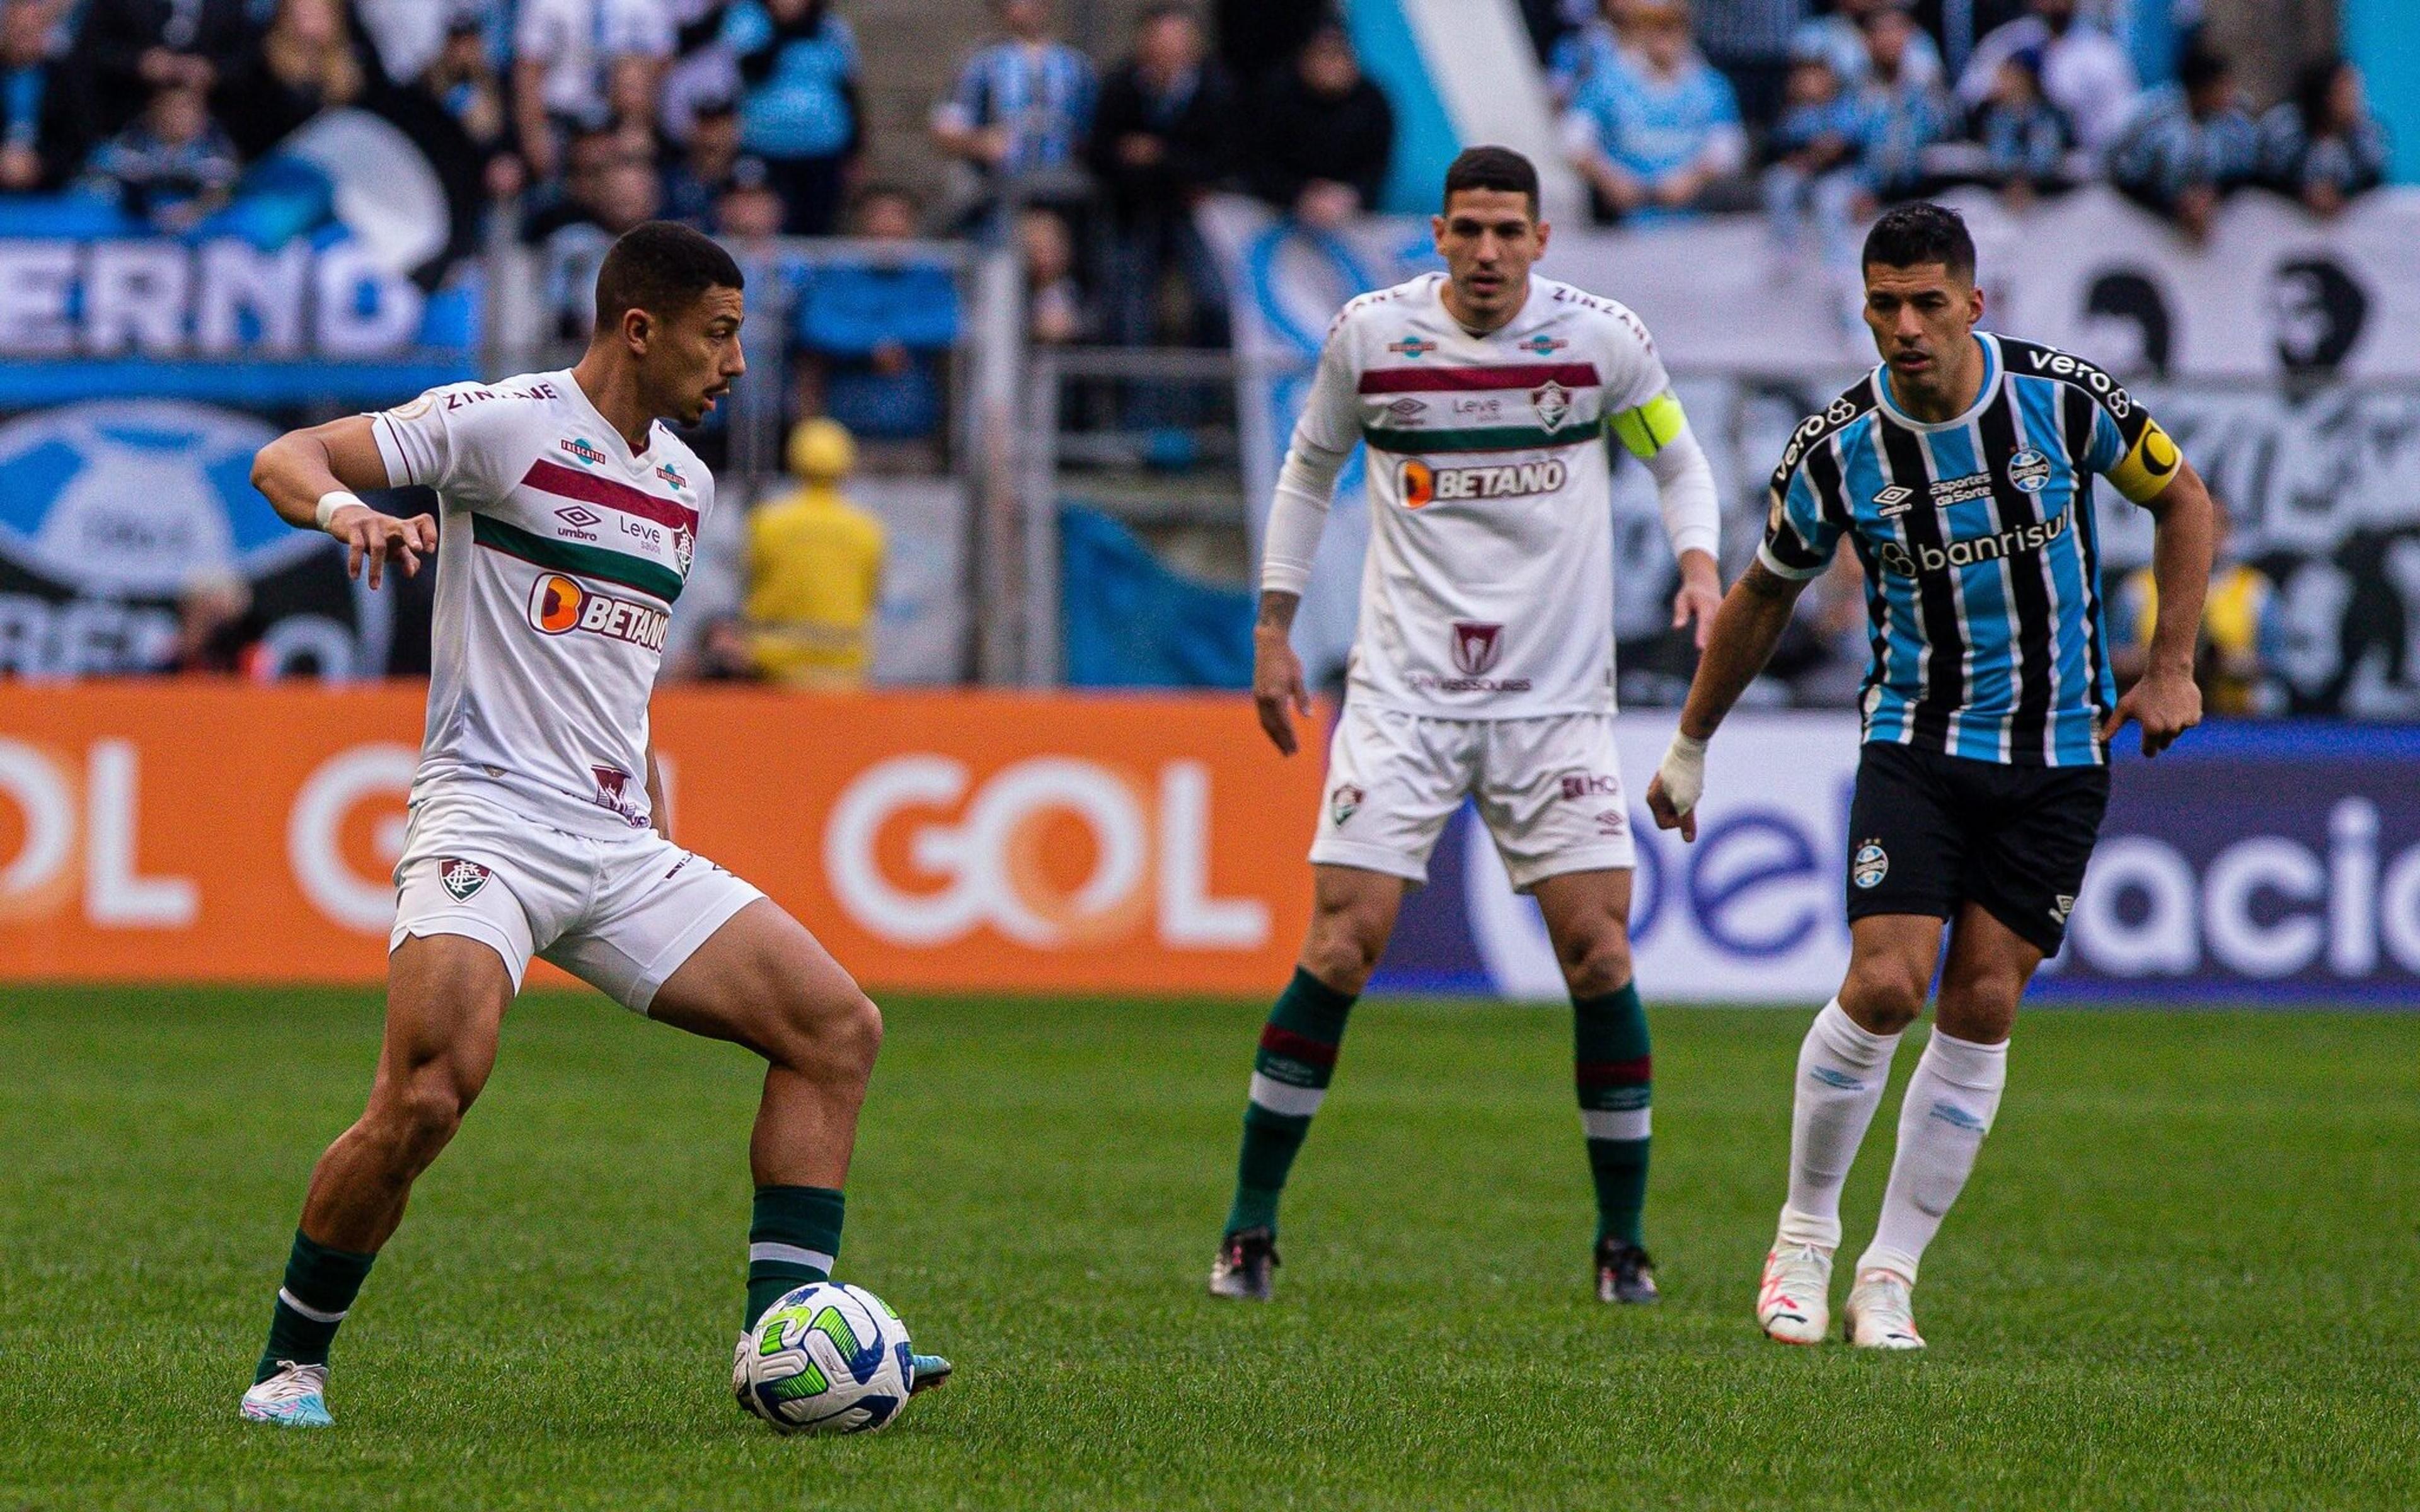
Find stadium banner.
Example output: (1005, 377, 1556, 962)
(1204, 190, 2420, 716)
(1369, 711, 2420, 1005)
(0, 684, 1317, 994)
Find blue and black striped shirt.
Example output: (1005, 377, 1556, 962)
(1760, 333, 2186, 767)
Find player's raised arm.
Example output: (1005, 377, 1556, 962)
(251, 416, 436, 591)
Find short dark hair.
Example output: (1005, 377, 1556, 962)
(593, 220, 744, 331)
(1862, 202, 1975, 280)
(1442, 146, 1540, 217)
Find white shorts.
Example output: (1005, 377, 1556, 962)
(1308, 705, 1635, 892)
(389, 785, 763, 1014)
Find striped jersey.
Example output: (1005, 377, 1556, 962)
(372, 370, 711, 834)
(1759, 333, 2184, 767)
(1293, 272, 1688, 718)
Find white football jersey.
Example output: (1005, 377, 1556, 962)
(1294, 272, 1673, 718)
(372, 370, 712, 835)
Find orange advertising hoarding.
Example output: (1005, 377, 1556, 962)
(0, 684, 1318, 993)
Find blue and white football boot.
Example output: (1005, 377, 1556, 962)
(240, 1361, 333, 1426)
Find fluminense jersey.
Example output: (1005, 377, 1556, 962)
(372, 370, 711, 833)
(1295, 272, 1682, 718)
(1759, 332, 2184, 767)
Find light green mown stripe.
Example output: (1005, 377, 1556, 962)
(470, 513, 683, 603)
(1610, 390, 1687, 459)
(1361, 424, 1603, 455)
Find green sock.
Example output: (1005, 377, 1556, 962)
(746, 1185, 843, 1330)
(1574, 982, 1652, 1246)
(255, 1229, 377, 1383)
(1226, 967, 1357, 1238)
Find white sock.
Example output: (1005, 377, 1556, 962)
(1775, 999, 1903, 1251)
(1858, 1029, 2008, 1286)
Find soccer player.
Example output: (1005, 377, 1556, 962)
(238, 222, 948, 1424)
(1645, 203, 2215, 1348)
(1210, 146, 1724, 1304)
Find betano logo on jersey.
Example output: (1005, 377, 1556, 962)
(525, 573, 669, 650)
(1398, 457, 1569, 508)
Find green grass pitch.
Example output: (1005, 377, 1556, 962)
(4, 985, 2416, 1509)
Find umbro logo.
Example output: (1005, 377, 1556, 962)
(1874, 486, 1916, 518)
(1383, 397, 1426, 423)
(555, 505, 602, 529)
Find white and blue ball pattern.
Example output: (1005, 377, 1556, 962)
(740, 1282, 914, 1435)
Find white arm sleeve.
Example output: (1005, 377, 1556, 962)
(1643, 416, 1720, 563)
(1260, 437, 1349, 596)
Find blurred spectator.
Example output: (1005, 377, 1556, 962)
(2259, 55, 2388, 219)
(663, 93, 742, 226)
(1763, 52, 1862, 271)
(722, 0, 861, 235)
(1790, 0, 1937, 93)
(1691, 0, 1801, 132)
(1562, 0, 1744, 223)
(1955, 0, 2135, 152)
(1854, 4, 1947, 203)
(1020, 204, 1084, 343)
(77, 79, 238, 230)
(525, 122, 621, 240)
(1962, 49, 2073, 203)
(931, 0, 1097, 207)
(0, 0, 91, 191)
(713, 158, 788, 238)
(419, 13, 519, 202)
(172, 568, 258, 675)
(795, 182, 957, 443)
(602, 52, 672, 163)
(1211, 0, 1320, 98)
(71, 0, 248, 140)
(1546, 0, 1620, 109)
(660, 0, 741, 143)
(513, 0, 672, 183)
(1243, 20, 1393, 231)
(2114, 501, 2273, 716)
(2109, 42, 2257, 243)
(746, 417, 885, 687)
(215, 0, 371, 161)
(1088, 3, 1232, 348)
(539, 150, 664, 335)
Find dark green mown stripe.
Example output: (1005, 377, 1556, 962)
(1361, 422, 1604, 454)
(471, 513, 683, 603)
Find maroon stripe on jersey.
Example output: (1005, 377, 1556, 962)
(520, 459, 699, 532)
(1259, 1025, 1340, 1068)
(1357, 363, 1601, 394)
(1575, 1057, 1652, 1088)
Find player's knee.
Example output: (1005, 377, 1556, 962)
(1935, 969, 2022, 1041)
(369, 1074, 469, 1170)
(1557, 924, 1632, 999)
(777, 983, 882, 1085)
(1301, 918, 1383, 995)
(1840, 957, 1927, 1034)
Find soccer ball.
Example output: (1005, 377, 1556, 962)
(737, 1281, 914, 1435)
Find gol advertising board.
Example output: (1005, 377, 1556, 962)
(0, 684, 1317, 994)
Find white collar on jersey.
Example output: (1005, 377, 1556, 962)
(1874, 332, 2002, 433)
(1424, 271, 1552, 343)
(562, 369, 659, 466)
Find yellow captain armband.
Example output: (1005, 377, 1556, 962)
(2107, 416, 2184, 505)
(1608, 390, 1686, 460)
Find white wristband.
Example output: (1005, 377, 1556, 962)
(1656, 732, 1710, 817)
(314, 491, 364, 531)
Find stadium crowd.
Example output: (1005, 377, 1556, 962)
(0, 0, 2386, 704)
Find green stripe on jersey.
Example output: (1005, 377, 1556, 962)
(471, 513, 684, 603)
(1362, 423, 1603, 455)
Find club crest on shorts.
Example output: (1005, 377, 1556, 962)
(437, 857, 490, 902)
(1330, 784, 1364, 826)
(1852, 840, 1889, 890)
(1451, 621, 1504, 676)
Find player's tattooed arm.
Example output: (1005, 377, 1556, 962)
(251, 416, 437, 590)
(2102, 458, 2215, 758)
(1252, 591, 1311, 757)
(1645, 561, 1808, 841)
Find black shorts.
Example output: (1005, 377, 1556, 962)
(1844, 742, 2111, 955)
